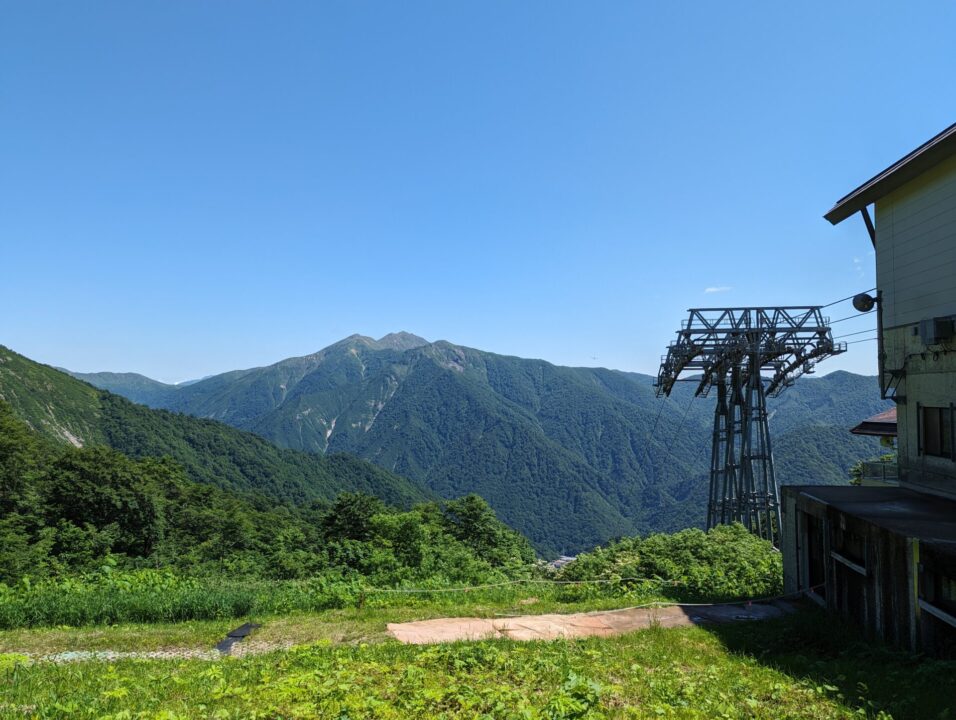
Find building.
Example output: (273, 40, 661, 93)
(849, 407, 897, 486)
(781, 123, 956, 656)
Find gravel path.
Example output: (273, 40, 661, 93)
(38, 648, 222, 663)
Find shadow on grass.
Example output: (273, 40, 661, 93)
(702, 604, 956, 720)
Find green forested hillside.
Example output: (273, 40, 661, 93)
(59, 370, 179, 407)
(67, 335, 890, 555)
(0, 398, 533, 591)
(0, 346, 105, 446)
(0, 345, 428, 508)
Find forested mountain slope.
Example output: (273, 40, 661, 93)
(0, 345, 428, 509)
(0, 399, 533, 587)
(56, 370, 180, 407)
(69, 335, 890, 555)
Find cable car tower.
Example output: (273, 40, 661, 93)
(655, 307, 845, 546)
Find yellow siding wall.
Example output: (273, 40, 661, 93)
(876, 153, 956, 329)
(877, 154, 956, 500)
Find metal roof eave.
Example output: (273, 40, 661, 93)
(824, 122, 956, 226)
(849, 407, 897, 437)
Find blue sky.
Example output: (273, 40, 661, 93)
(2, 2, 954, 383)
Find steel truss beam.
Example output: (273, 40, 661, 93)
(655, 307, 846, 546)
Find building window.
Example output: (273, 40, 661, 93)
(921, 406, 953, 458)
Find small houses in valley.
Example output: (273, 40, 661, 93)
(782, 123, 956, 655)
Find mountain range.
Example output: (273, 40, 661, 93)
(66, 333, 890, 555)
(0, 345, 428, 510)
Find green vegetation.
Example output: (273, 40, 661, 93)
(0, 586, 673, 656)
(70, 335, 890, 554)
(0, 344, 428, 508)
(0, 399, 539, 629)
(2, 611, 954, 718)
(0, 405, 775, 631)
(0, 573, 674, 633)
(1, 361, 781, 634)
(97, 393, 428, 507)
(7, 340, 944, 718)
(558, 524, 783, 602)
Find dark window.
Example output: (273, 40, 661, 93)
(921, 406, 953, 458)
(923, 569, 956, 616)
(834, 527, 866, 567)
(806, 514, 826, 599)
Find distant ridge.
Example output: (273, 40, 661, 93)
(60, 370, 177, 406)
(3, 344, 429, 509)
(67, 333, 889, 555)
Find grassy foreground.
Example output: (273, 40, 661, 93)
(1, 610, 954, 719)
(0, 586, 670, 656)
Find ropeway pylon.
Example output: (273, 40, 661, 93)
(655, 307, 845, 546)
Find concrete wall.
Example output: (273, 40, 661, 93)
(883, 324, 956, 500)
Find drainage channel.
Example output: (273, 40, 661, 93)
(215, 622, 262, 655)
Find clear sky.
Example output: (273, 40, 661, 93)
(2, 2, 954, 383)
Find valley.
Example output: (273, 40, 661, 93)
(0, 341, 940, 719)
(69, 333, 889, 554)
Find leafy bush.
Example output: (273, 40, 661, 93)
(558, 524, 782, 602)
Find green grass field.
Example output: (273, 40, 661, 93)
(0, 584, 673, 656)
(1, 606, 954, 719)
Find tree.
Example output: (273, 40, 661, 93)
(322, 493, 387, 541)
(442, 494, 535, 567)
(42, 446, 165, 557)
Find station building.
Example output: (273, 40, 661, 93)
(781, 123, 956, 655)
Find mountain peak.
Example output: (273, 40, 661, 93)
(375, 332, 430, 351)
(325, 332, 430, 354)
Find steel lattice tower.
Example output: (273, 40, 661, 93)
(655, 307, 845, 546)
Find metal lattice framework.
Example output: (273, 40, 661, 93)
(655, 307, 846, 546)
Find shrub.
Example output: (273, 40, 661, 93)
(558, 523, 782, 602)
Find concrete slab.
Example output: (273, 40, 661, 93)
(387, 617, 499, 644)
(387, 602, 791, 645)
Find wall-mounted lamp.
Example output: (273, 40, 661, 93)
(852, 293, 877, 313)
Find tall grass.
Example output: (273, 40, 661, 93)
(0, 569, 676, 629)
(0, 570, 363, 628)
(0, 524, 785, 630)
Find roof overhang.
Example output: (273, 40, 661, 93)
(850, 407, 897, 437)
(824, 122, 956, 225)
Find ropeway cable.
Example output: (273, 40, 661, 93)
(833, 328, 878, 340)
(829, 310, 875, 324)
(820, 288, 875, 309)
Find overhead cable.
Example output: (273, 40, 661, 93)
(829, 310, 875, 324)
(821, 287, 876, 309)
(834, 328, 877, 340)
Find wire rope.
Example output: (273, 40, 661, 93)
(820, 288, 876, 309)
(833, 328, 877, 340)
(829, 310, 875, 324)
